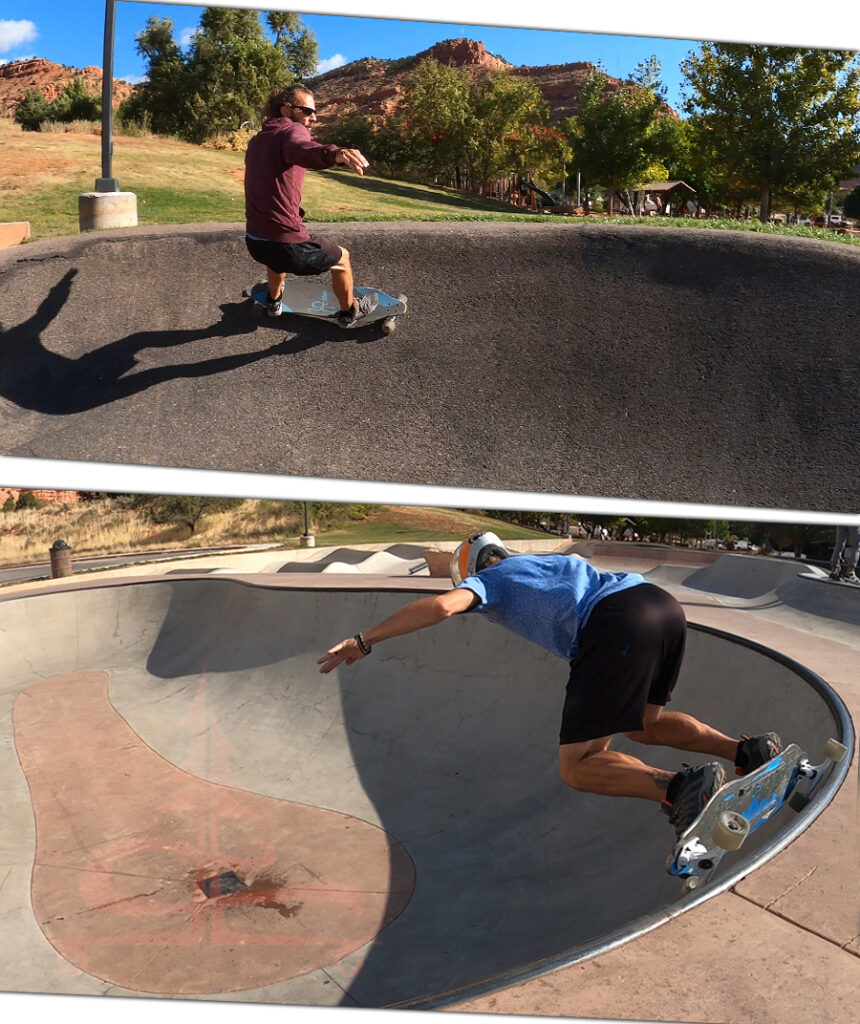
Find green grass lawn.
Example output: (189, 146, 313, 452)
(2, 119, 857, 246)
(311, 506, 551, 548)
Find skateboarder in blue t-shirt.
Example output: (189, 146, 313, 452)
(319, 532, 782, 837)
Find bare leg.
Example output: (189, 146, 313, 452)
(626, 705, 737, 762)
(559, 706, 738, 803)
(329, 246, 355, 311)
(266, 267, 286, 302)
(559, 737, 674, 802)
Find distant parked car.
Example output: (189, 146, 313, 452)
(829, 214, 845, 226)
(791, 215, 812, 227)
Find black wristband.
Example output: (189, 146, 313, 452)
(354, 632, 372, 656)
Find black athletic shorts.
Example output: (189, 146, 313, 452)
(559, 583, 687, 745)
(245, 234, 342, 276)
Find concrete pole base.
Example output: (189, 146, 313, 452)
(78, 191, 139, 232)
(300, 535, 316, 548)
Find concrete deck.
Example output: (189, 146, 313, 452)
(1, 222, 858, 513)
(0, 545, 857, 1022)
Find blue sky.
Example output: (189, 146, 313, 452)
(0, 1, 710, 113)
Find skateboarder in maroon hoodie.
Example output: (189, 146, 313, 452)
(244, 85, 379, 326)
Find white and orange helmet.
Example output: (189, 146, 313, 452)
(449, 532, 512, 584)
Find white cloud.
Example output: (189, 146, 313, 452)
(117, 73, 146, 86)
(0, 19, 38, 54)
(316, 53, 346, 75)
(179, 26, 199, 48)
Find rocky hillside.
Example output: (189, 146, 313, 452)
(0, 40, 639, 129)
(0, 58, 134, 119)
(0, 488, 81, 507)
(309, 37, 628, 136)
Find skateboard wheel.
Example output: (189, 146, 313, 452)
(713, 810, 749, 851)
(397, 293, 408, 307)
(824, 738, 848, 762)
(381, 317, 396, 336)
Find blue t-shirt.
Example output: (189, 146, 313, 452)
(456, 554, 646, 660)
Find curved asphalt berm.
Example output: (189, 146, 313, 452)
(1, 222, 858, 513)
(0, 549, 856, 1020)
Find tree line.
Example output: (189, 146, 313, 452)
(340, 45, 860, 222)
(479, 509, 839, 558)
(13, 7, 860, 223)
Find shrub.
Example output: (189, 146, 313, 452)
(14, 90, 52, 131)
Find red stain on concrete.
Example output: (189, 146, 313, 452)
(12, 671, 414, 994)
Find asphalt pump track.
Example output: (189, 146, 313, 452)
(1, 222, 858, 513)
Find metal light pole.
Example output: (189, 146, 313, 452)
(301, 502, 316, 548)
(97, 0, 119, 192)
(79, 0, 137, 229)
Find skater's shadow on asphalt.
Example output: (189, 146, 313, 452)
(0, 269, 333, 416)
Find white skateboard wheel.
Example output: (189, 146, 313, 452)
(713, 810, 750, 851)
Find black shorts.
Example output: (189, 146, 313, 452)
(245, 234, 342, 276)
(559, 584, 687, 745)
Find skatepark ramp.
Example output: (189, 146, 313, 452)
(1, 222, 857, 513)
(0, 576, 851, 1008)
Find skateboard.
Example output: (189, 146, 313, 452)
(243, 280, 407, 336)
(667, 738, 848, 893)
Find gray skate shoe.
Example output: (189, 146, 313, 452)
(661, 762, 726, 837)
(334, 291, 379, 327)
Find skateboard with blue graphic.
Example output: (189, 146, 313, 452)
(667, 739, 848, 892)
(243, 280, 407, 335)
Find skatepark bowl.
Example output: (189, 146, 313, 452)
(0, 571, 852, 1009)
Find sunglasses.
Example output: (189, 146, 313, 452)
(292, 104, 316, 116)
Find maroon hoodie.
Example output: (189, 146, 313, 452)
(244, 118, 340, 243)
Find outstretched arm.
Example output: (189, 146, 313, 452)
(334, 147, 370, 175)
(318, 587, 479, 674)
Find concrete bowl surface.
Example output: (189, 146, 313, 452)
(0, 567, 852, 1013)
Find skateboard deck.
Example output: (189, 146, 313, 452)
(667, 738, 847, 892)
(797, 571, 860, 588)
(243, 281, 407, 335)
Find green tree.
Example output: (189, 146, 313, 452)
(681, 44, 860, 222)
(119, 15, 188, 136)
(183, 7, 289, 141)
(50, 77, 102, 122)
(133, 495, 243, 536)
(15, 491, 39, 510)
(629, 55, 665, 98)
(121, 7, 302, 142)
(401, 57, 474, 186)
(566, 69, 680, 214)
(844, 185, 860, 220)
(334, 112, 412, 177)
(469, 73, 552, 187)
(266, 11, 319, 80)
(14, 89, 53, 131)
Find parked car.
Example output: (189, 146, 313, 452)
(829, 214, 845, 226)
(791, 215, 812, 227)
